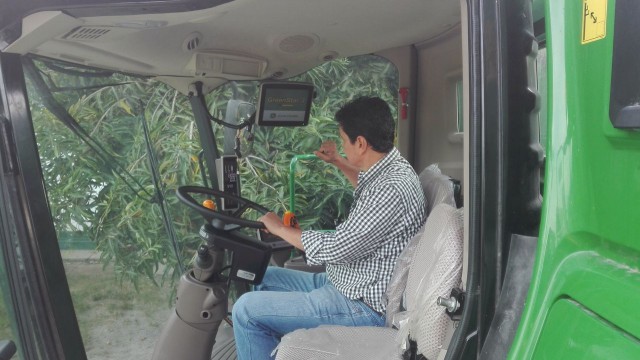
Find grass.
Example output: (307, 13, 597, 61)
(0, 295, 14, 344)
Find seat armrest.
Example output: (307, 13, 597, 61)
(284, 255, 326, 273)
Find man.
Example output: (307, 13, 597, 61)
(232, 96, 426, 360)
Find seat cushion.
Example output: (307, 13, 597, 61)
(275, 326, 401, 360)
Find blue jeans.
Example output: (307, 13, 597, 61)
(232, 267, 386, 360)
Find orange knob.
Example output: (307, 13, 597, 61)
(283, 211, 300, 229)
(202, 199, 216, 210)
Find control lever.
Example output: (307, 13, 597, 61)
(193, 245, 215, 281)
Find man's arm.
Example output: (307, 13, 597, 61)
(315, 141, 359, 187)
(302, 183, 405, 265)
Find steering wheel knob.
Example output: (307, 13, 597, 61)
(202, 199, 216, 210)
(176, 186, 268, 229)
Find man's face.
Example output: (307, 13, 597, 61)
(339, 127, 357, 165)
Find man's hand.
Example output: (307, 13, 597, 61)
(315, 140, 359, 187)
(258, 212, 304, 250)
(314, 141, 340, 164)
(259, 212, 285, 235)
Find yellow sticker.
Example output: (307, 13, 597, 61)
(582, 0, 607, 44)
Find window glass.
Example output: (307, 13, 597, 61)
(14, 54, 398, 358)
(24, 57, 188, 359)
(536, 46, 547, 150)
(455, 78, 464, 133)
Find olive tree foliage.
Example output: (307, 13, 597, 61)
(27, 55, 398, 287)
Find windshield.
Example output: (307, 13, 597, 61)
(2, 54, 399, 358)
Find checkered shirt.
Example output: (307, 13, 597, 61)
(301, 148, 426, 313)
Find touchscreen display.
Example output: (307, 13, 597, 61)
(257, 83, 314, 126)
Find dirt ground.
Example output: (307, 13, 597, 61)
(82, 308, 170, 360)
(60, 250, 238, 359)
(62, 251, 175, 360)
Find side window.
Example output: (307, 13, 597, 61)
(446, 73, 464, 145)
(536, 46, 547, 151)
(23, 58, 195, 359)
(455, 78, 464, 133)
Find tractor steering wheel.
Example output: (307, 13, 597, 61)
(176, 186, 269, 229)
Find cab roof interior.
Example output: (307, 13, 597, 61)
(0, 0, 461, 93)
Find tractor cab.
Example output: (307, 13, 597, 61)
(1, 0, 640, 359)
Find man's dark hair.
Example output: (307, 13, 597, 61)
(335, 96, 395, 153)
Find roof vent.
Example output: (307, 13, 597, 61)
(183, 32, 203, 52)
(320, 51, 339, 62)
(63, 26, 112, 41)
(271, 69, 287, 79)
(278, 34, 318, 53)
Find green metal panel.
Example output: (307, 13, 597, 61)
(509, 0, 640, 358)
(534, 299, 640, 359)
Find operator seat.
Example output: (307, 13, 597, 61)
(274, 203, 464, 359)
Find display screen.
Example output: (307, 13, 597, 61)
(256, 82, 314, 126)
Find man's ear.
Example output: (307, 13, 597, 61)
(355, 136, 368, 153)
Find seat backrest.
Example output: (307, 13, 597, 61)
(418, 164, 457, 215)
(383, 165, 457, 325)
(401, 204, 463, 359)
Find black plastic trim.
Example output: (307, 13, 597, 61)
(476, 0, 508, 353)
(447, 0, 543, 358)
(0, 116, 17, 174)
(503, 0, 542, 238)
(477, 0, 542, 357)
(189, 82, 221, 192)
(533, 18, 546, 46)
(0, 340, 16, 360)
(480, 234, 537, 359)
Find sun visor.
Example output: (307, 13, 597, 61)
(186, 51, 268, 79)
